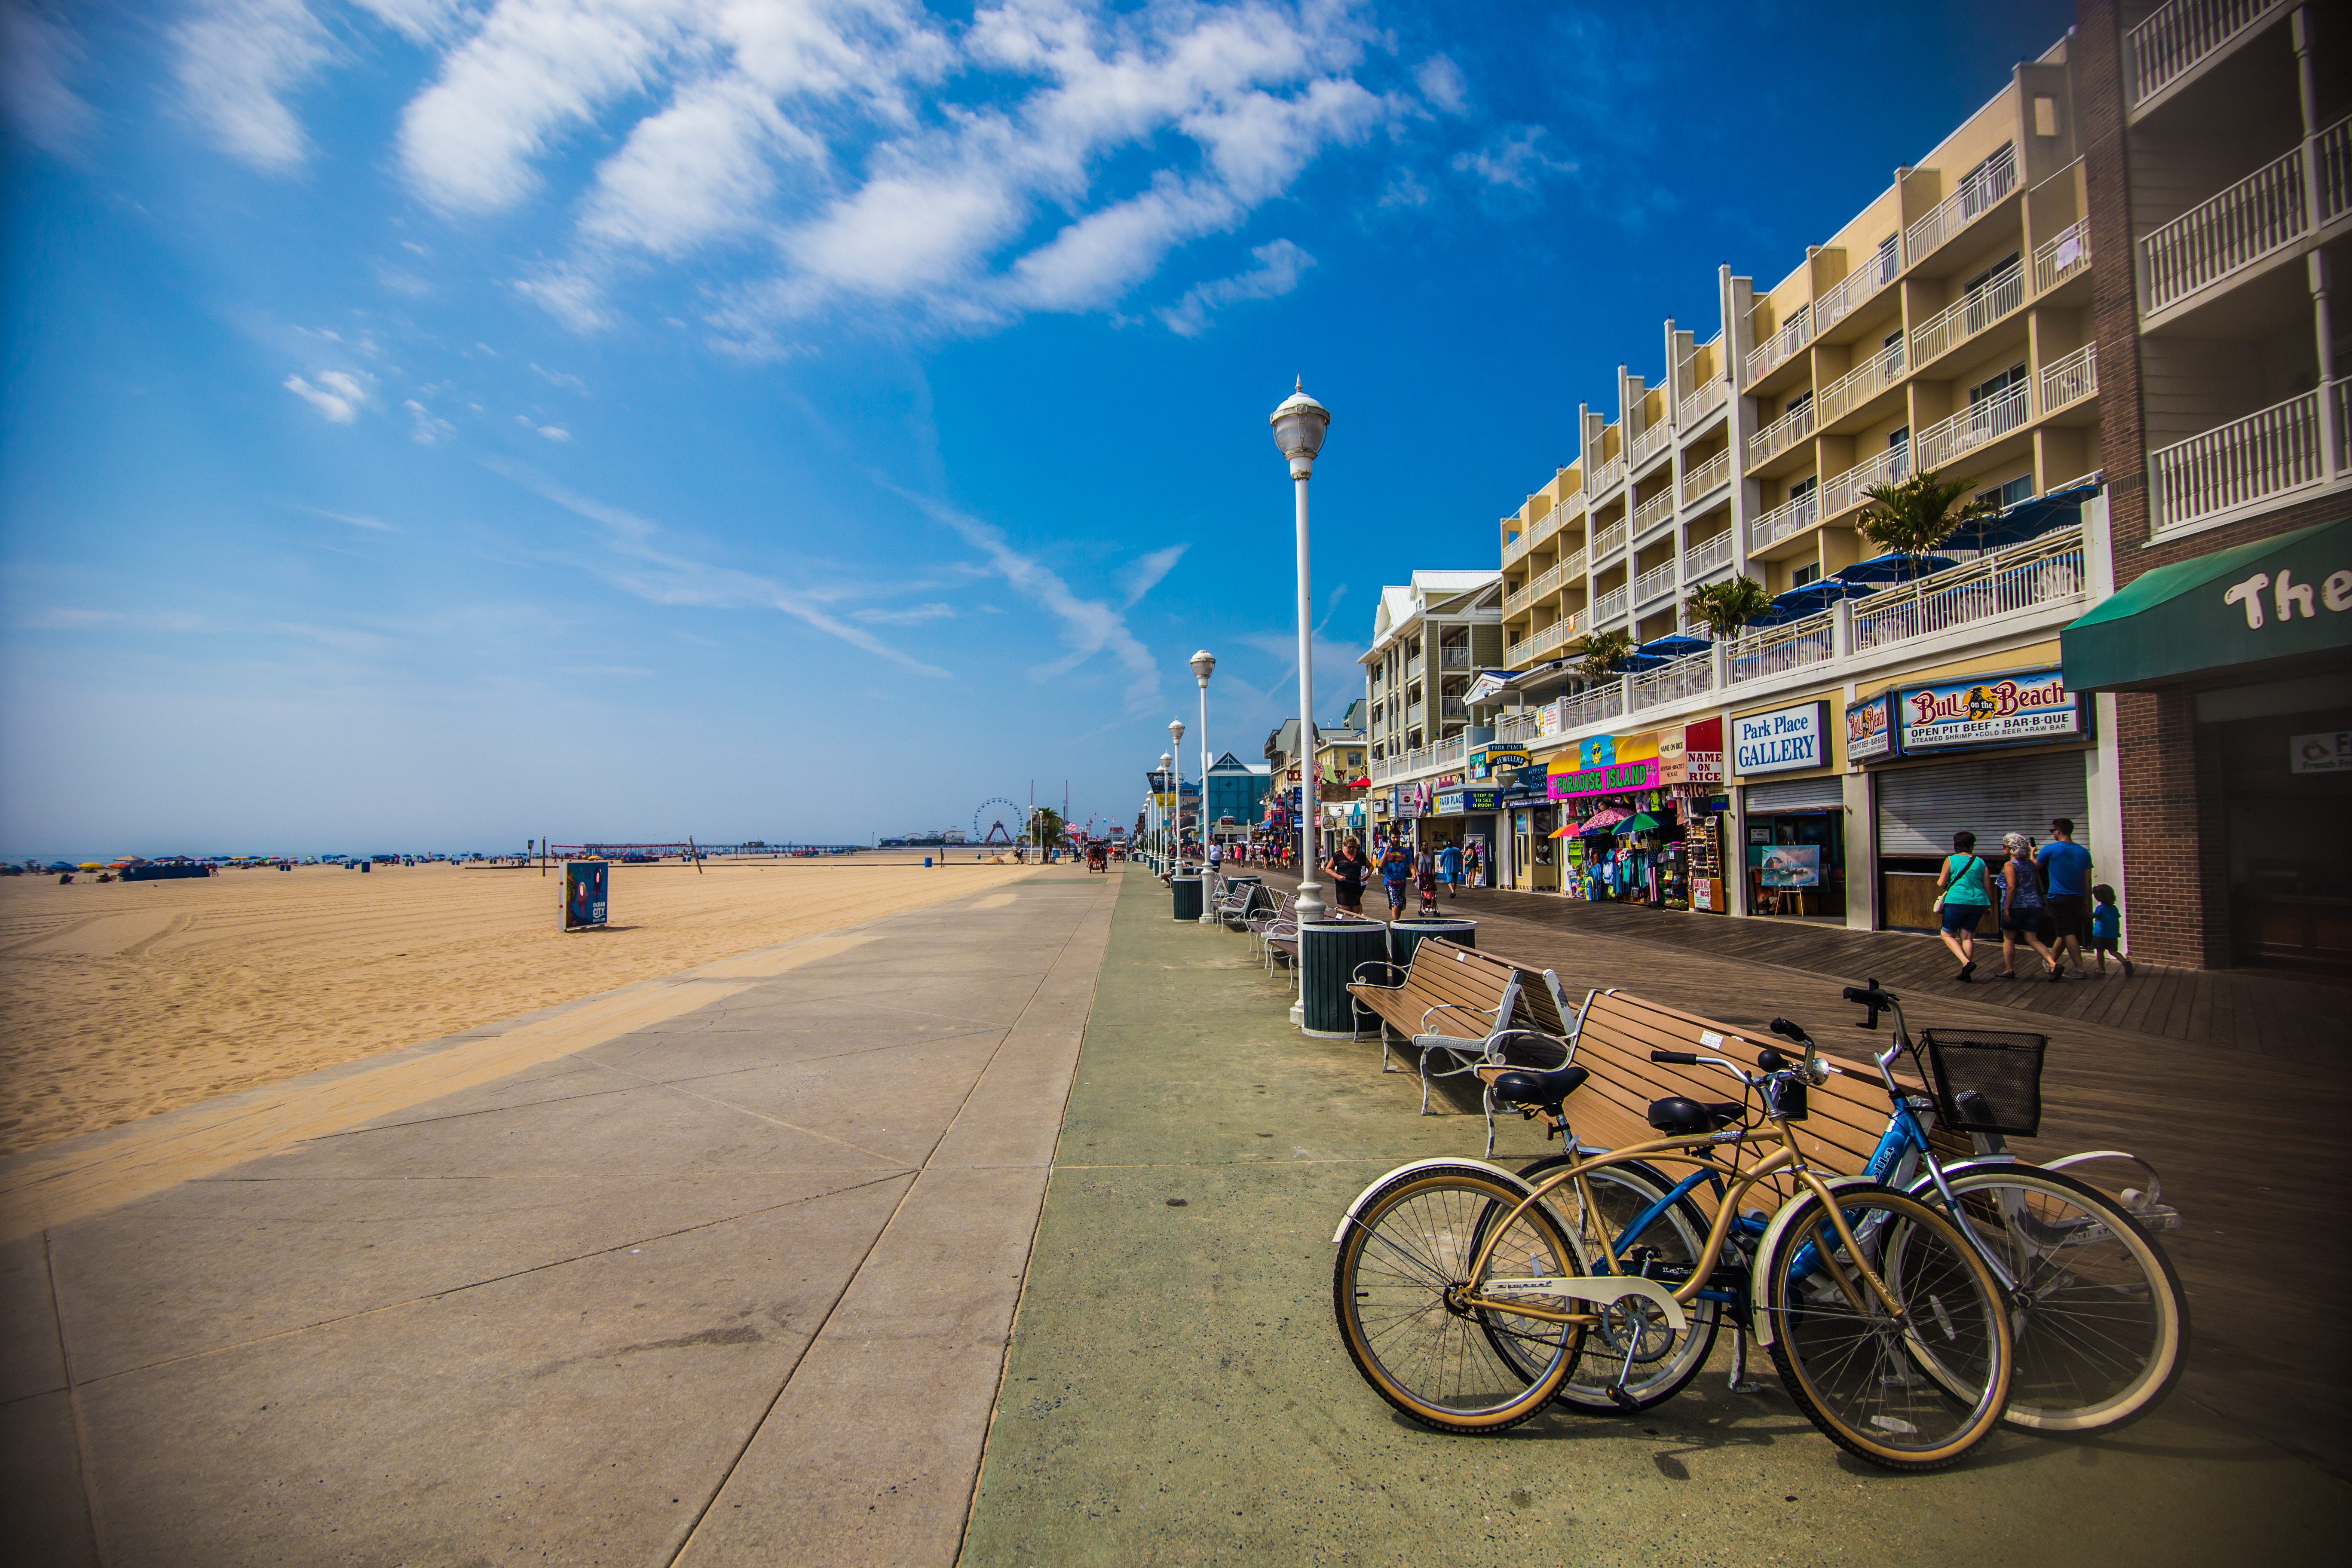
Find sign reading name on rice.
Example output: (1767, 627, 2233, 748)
(1899, 669, 2082, 751)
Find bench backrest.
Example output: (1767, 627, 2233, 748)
(1392, 937, 1521, 1037)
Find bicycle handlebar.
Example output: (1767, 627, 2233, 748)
(1651, 1050, 1699, 1064)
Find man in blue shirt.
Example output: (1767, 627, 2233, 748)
(2035, 818, 2095, 977)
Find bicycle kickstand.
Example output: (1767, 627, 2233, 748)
(1727, 1327, 1762, 1396)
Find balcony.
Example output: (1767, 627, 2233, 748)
(1905, 144, 2017, 262)
(1813, 248, 1897, 337)
(1556, 683, 1626, 731)
(2141, 116, 2349, 315)
(1589, 585, 1629, 625)
(2147, 375, 2350, 532)
(1816, 338, 1904, 427)
(1590, 519, 1629, 560)
(1586, 456, 1627, 497)
(1629, 420, 1672, 470)
(1681, 448, 1730, 504)
(1631, 651, 1714, 711)
(1505, 618, 1575, 667)
(2129, 0, 2285, 109)
(1727, 612, 1835, 686)
(1747, 488, 1820, 552)
(1632, 489, 1675, 537)
(1916, 379, 2030, 470)
(1744, 302, 1811, 386)
(1853, 525, 2088, 652)
(1504, 577, 1534, 613)
(1684, 529, 1734, 579)
(2039, 341, 2099, 414)
(1632, 560, 1678, 606)
(1746, 398, 1817, 470)
(1440, 696, 1467, 720)
(1819, 440, 1912, 522)
(1439, 644, 1472, 668)
(1494, 709, 1540, 744)
(1502, 529, 1532, 564)
(1911, 260, 2024, 368)
(2032, 220, 2092, 294)
(1677, 376, 1728, 429)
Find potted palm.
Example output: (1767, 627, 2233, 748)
(1683, 575, 1773, 640)
(1569, 629, 1635, 681)
(1857, 470, 1999, 567)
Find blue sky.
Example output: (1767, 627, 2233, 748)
(0, 0, 2069, 855)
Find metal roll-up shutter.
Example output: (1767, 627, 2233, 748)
(1745, 775, 1846, 812)
(1875, 751, 2090, 857)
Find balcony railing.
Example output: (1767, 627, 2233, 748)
(2148, 377, 2348, 531)
(1631, 651, 1714, 711)
(1815, 338, 1904, 427)
(1853, 525, 2089, 653)
(2039, 341, 2099, 414)
(1439, 644, 1472, 668)
(1820, 440, 1912, 522)
(1917, 380, 2031, 471)
(1586, 455, 1626, 497)
(1905, 144, 2017, 261)
(1632, 488, 1676, 536)
(1633, 560, 1678, 606)
(2324, 113, 2352, 224)
(1555, 546, 1588, 584)
(1681, 447, 1730, 504)
(1746, 398, 1816, 470)
(1556, 683, 1625, 731)
(1744, 302, 1811, 386)
(1685, 529, 1734, 579)
(1676, 376, 1727, 429)
(1629, 420, 1672, 469)
(1440, 697, 1467, 719)
(1748, 488, 1820, 552)
(1590, 520, 1628, 560)
(1494, 710, 1540, 744)
(1504, 576, 1533, 613)
(1590, 585, 1629, 625)
(1505, 618, 1575, 667)
(2129, 0, 2284, 108)
(1911, 260, 2024, 367)
(1502, 529, 1531, 564)
(1813, 251, 1893, 337)
(1727, 611, 1835, 686)
(2032, 220, 2092, 294)
(2141, 138, 2310, 313)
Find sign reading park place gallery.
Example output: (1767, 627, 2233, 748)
(1899, 669, 2082, 751)
(1547, 759, 1661, 800)
(1734, 701, 1829, 775)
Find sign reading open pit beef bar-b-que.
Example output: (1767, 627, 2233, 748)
(1898, 668, 2083, 752)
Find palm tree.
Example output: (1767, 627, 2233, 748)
(1569, 629, 1635, 681)
(1857, 470, 2000, 561)
(1683, 575, 1773, 640)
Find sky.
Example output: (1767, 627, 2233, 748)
(0, 0, 2072, 856)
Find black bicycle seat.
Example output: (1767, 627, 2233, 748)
(1647, 1096, 1744, 1134)
(1488, 1065, 1590, 1112)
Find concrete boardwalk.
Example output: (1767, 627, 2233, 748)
(3, 868, 1114, 1567)
(957, 867, 2343, 1565)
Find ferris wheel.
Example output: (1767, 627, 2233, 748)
(973, 797, 1025, 845)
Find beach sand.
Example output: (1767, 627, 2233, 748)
(0, 854, 1039, 1158)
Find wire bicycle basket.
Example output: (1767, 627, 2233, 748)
(1919, 1028, 2046, 1137)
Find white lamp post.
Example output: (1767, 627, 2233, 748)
(1157, 751, 1173, 869)
(1190, 649, 1216, 920)
(1167, 717, 1186, 869)
(1271, 380, 1331, 951)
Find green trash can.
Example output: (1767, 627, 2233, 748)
(1299, 919, 1390, 1039)
(1387, 916, 1477, 968)
(1171, 875, 1204, 921)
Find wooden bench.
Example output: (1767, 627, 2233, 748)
(1347, 938, 1580, 1154)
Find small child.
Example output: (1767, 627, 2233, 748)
(2089, 883, 2134, 977)
(1415, 848, 1439, 917)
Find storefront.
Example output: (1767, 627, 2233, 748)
(1657, 718, 1727, 912)
(1733, 698, 1846, 919)
(1433, 787, 1501, 885)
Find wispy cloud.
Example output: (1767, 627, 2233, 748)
(1118, 543, 1188, 606)
(171, 0, 332, 171)
(851, 603, 957, 624)
(1452, 124, 1576, 192)
(2, 0, 94, 159)
(1415, 54, 1467, 116)
(284, 369, 370, 422)
(1158, 239, 1314, 337)
(303, 507, 397, 532)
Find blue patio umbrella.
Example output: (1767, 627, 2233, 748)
(1615, 652, 1673, 672)
(1943, 478, 2102, 553)
(1636, 633, 1712, 658)
(1748, 579, 1874, 626)
(1836, 552, 1958, 585)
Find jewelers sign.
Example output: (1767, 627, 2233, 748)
(1898, 668, 2083, 751)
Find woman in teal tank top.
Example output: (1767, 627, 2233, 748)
(1935, 829, 1992, 981)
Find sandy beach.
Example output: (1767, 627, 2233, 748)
(0, 853, 1038, 1158)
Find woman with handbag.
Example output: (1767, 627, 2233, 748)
(1994, 831, 2062, 981)
(1934, 830, 1993, 982)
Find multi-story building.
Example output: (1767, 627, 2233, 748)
(1360, 571, 1505, 852)
(1201, 752, 1271, 833)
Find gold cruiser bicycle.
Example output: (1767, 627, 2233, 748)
(1332, 1019, 2013, 1471)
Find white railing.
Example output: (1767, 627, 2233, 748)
(1504, 576, 1534, 613)
(1556, 546, 1588, 583)
(1586, 455, 1626, 497)
(1813, 253, 1891, 337)
(1632, 489, 1675, 536)
(1681, 448, 1730, 504)
(1917, 380, 2032, 470)
(1506, 618, 1575, 667)
(1439, 644, 1472, 667)
(1632, 651, 1714, 710)
(1629, 420, 1672, 469)
(2129, 0, 2283, 108)
(1494, 710, 1540, 744)
(1727, 612, 1835, 686)
(1820, 440, 1912, 522)
(2032, 220, 2092, 294)
(1853, 525, 2089, 652)
(1911, 260, 2024, 367)
(1590, 585, 1629, 625)
(1746, 398, 1816, 470)
(1503, 528, 1531, 564)
(2324, 114, 2352, 224)
(1557, 683, 1625, 730)
(1744, 302, 1811, 386)
(1906, 144, 2017, 260)
(2142, 140, 2308, 314)
(1747, 488, 1819, 551)
(2039, 341, 2099, 413)
(1676, 377, 1728, 429)
(1685, 529, 1734, 579)
(1440, 697, 1467, 719)
(1815, 338, 1904, 427)
(1591, 520, 1628, 560)
(1633, 560, 1678, 605)
(2148, 379, 2346, 531)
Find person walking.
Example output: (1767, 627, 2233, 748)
(1994, 832, 2061, 980)
(2089, 883, 2135, 976)
(2035, 818, 2094, 977)
(1378, 840, 1412, 917)
(1438, 839, 1462, 899)
(1935, 830, 1993, 982)
(1325, 836, 1369, 914)
(1414, 845, 1440, 917)
(1464, 841, 1483, 891)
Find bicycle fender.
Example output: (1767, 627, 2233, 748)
(1746, 1176, 1889, 1348)
(1330, 1158, 1537, 1244)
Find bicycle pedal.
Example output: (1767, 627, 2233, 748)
(1607, 1386, 1641, 1412)
(1728, 1379, 1764, 1395)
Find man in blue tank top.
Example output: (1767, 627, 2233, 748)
(2035, 817, 2094, 978)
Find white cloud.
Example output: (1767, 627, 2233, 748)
(349, 0, 471, 44)
(849, 602, 956, 623)
(1, 0, 94, 158)
(537, 424, 572, 440)
(403, 399, 457, 442)
(531, 362, 588, 391)
(284, 370, 370, 422)
(1377, 167, 1427, 208)
(1118, 542, 1188, 606)
(1157, 237, 1311, 337)
(1451, 124, 1576, 192)
(1414, 54, 1466, 116)
(304, 506, 398, 531)
(515, 264, 611, 331)
(171, 0, 333, 170)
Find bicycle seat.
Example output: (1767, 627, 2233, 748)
(1647, 1096, 1745, 1134)
(1487, 1065, 1590, 1112)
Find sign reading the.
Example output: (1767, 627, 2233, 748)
(1899, 669, 2082, 751)
(1734, 701, 1829, 775)
(1847, 689, 1895, 762)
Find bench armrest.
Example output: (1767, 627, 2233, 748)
(1418, 1001, 1501, 1035)
(1351, 959, 1407, 988)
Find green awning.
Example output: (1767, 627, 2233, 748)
(2061, 514, 2352, 691)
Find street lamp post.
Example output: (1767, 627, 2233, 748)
(1271, 381, 1332, 954)
(1190, 650, 1216, 921)
(1167, 718, 1186, 870)
(1157, 751, 1173, 870)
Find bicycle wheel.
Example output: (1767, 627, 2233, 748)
(1761, 1182, 2009, 1472)
(1509, 1155, 1722, 1413)
(1910, 1166, 2187, 1433)
(1333, 1164, 1587, 1433)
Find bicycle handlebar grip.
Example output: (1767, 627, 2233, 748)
(1841, 984, 1897, 1008)
(1651, 1050, 1700, 1064)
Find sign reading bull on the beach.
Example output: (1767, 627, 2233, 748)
(1898, 668, 2082, 752)
(1735, 701, 1830, 775)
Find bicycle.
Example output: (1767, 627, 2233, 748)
(1332, 1021, 2013, 1471)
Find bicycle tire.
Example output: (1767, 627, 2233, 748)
(1909, 1165, 2188, 1433)
(1761, 1182, 2010, 1472)
(1507, 1155, 1723, 1413)
(1332, 1164, 1586, 1433)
